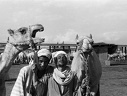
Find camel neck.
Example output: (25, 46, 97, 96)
(0, 43, 20, 74)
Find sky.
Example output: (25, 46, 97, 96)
(0, 0, 127, 45)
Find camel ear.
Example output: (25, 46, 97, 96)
(89, 34, 92, 39)
(8, 29, 14, 36)
(75, 34, 79, 40)
(75, 34, 80, 45)
(7, 37, 9, 43)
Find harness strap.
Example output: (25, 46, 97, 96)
(80, 51, 91, 96)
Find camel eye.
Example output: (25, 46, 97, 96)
(77, 42, 79, 45)
(91, 41, 94, 45)
(18, 27, 27, 34)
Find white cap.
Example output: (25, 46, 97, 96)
(54, 51, 67, 57)
(37, 49, 51, 59)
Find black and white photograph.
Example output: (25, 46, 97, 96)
(0, 0, 127, 96)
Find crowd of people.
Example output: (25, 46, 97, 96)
(10, 48, 86, 96)
(107, 49, 127, 61)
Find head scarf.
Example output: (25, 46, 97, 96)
(52, 51, 74, 85)
(54, 51, 67, 58)
(53, 67, 74, 85)
(37, 49, 51, 60)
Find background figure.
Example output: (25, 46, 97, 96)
(10, 49, 53, 96)
(48, 51, 83, 96)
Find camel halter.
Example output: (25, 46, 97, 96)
(79, 50, 91, 96)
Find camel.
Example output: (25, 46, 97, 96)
(0, 24, 45, 96)
(71, 34, 102, 96)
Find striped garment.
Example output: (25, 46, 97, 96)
(10, 65, 54, 96)
(10, 65, 33, 96)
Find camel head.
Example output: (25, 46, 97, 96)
(7, 24, 45, 51)
(75, 34, 94, 53)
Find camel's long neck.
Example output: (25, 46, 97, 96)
(0, 43, 20, 74)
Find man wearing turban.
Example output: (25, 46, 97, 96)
(10, 49, 53, 96)
(48, 51, 83, 96)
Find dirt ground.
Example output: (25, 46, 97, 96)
(100, 65, 127, 96)
(5, 64, 127, 96)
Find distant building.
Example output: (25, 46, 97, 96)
(36, 42, 118, 65)
(93, 42, 117, 65)
(0, 42, 127, 65)
(36, 43, 76, 53)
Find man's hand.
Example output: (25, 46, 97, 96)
(29, 60, 37, 73)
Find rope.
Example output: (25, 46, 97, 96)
(27, 26, 38, 94)
(80, 50, 91, 96)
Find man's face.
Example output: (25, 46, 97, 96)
(37, 56, 49, 70)
(56, 54, 67, 67)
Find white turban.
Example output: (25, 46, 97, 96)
(37, 49, 51, 59)
(54, 51, 67, 58)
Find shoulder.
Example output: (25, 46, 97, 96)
(19, 65, 31, 74)
(20, 65, 29, 71)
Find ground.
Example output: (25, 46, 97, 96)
(6, 64, 127, 96)
(100, 65, 127, 96)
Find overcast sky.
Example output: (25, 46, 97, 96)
(0, 0, 127, 45)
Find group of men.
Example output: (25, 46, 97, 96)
(10, 49, 85, 96)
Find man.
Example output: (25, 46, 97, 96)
(48, 51, 83, 96)
(10, 49, 53, 96)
